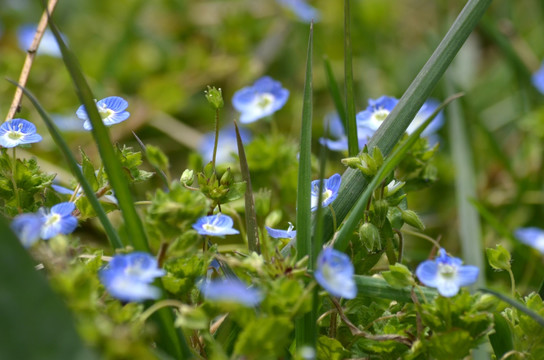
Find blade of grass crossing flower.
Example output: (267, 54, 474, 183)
(46, 15, 149, 253)
(234, 120, 260, 254)
(307, 0, 493, 253)
(480, 288, 544, 328)
(45, 12, 193, 359)
(295, 22, 315, 351)
(12, 81, 123, 250)
(354, 275, 437, 303)
(445, 76, 485, 288)
(0, 217, 97, 360)
(344, 0, 358, 157)
(323, 56, 347, 132)
(333, 95, 463, 253)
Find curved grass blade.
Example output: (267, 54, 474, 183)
(295, 22, 315, 351)
(333, 95, 463, 252)
(234, 120, 260, 254)
(11, 81, 122, 249)
(323, 56, 347, 131)
(344, 0, 358, 157)
(480, 288, 544, 328)
(0, 217, 97, 360)
(46, 14, 149, 253)
(354, 275, 437, 303)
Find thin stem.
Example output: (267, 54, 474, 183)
(138, 299, 184, 325)
(211, 108, 220, 171)
(394, 229, 404, 263)
(69, 184, 81, 203)
(5, 0, 59, 122)
(402, 228, 442, 249)
(507, 268, 516, 297)
(11, 148, 21, 213)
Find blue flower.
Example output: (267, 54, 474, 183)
(406, 99, 444, 138)
(276, 0, 320, 23)
(199, 124, 252, 164)
(415, 248, 479, 297)
(315, 248, 356, 299)
(11, 213, 44, 248)
(18, 24, 63, 57)
(515, 227, 544, 254)
(76, 96, 130, 131)
(200, 278, 262, 306)
(0, 119, 42, 148)
(99, 252, 166, 302)
(319, 113, 375, 152)
(532, 62, 544, 95)
(266, 223, 296, 239)
(192, 213, 240, 237)
(39, 202, 78, 239)
(310, 173, 341, 211)
(356, 96, 399, 131)
(232, 76, 289, 124)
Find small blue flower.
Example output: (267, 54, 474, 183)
(315, 248, 356, 299)
(232, 76, 289, 124)
(276, 0, 320, 23)
(416, 248, 479, 297)
(200, 278, 262, 306)
(11, 213, 44, 248)
(76, 96, 130, 131)
(99, 252, 166, 302)
(266, 223, 296, 239)
(515, 227, 544, 254)
(532, 62, 544, 95)
(319, 113, 375, 152)
(356, 96, 399, 131)
(39, 202, 78, 239)
(199, 125, 252, 164)
(406, 99, 444, 138)
(310, 173, 341, 211)
(0, 119, 42, 148)
(192, 213, 240, 237)
(18, 24, 63, 57)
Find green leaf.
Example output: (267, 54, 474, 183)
(316, 336, 350, 360)
(382, 263, 416, 289)
(233, 316, 293, 359)
(480, 288, 544, 328)
(486, 244, 511, 272)
(489, 313, 514, 359)
(80, 149, 99, 192)
(0, 217, 96, 360)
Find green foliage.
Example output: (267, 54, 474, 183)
(145, 144, 170, 175)
(115, 145, 154, 183)
(382, 263, 416, 288)
(163, 255, 209, 298)
(233, 316, 293, 359)
(486, 244, 512, 272)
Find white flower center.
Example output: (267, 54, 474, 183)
(7, 131, 23, 140)
(256, 93, 275, 110)
(371, 109, 390, 122)
(203, 224, 220, 233)
(45, 213, 61, 227)
(438, 263, 456, 279)
(98, 104, 114, 120)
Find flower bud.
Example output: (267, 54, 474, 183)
(373, 199, 389, 227)
(204, 86, 224, 109)
(401, 209, 425, 230)
(220, 168, 233, 186)
(341, 156, 361, 168)
(359, 153, 377, 176)
(359, 222, 381, 251)
(180, 169, 194, 186)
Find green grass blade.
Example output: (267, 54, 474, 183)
(445, 76, 485, 288)
(480, 288, 544, 328)
(344, 0, 358, 157)
(46, 15, 149, 253)
(333, 95, 462, 252)
(488, 312, 514, 359)
(354, 275, 437, 303)
(132, 131, 170, 191)
(234, 120, 260, 254)
(323, 56, 347, 131)
(12, 81, 123, 250)
(295, 22, 315, 351)
(0, 217, 97, 360)
(310, 0, 492, 252)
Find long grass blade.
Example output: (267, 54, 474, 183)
(46, 14, 149, 253)
(344, 0, 358, 157)
(323, 56, 347, 131)
(333, 95, 463, 252)
(480, 288, 544, 328)
(234, 120, 260, 254)
(445, 76, 485, 288)
(295, 22, 315, 350)
(12, 81, 123, 249)
(354, 275, 437, 303)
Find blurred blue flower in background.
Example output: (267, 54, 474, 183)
(17, 24, 62, 57)
(11, 213, 44, 248)
(416, 248, 479, 297)
(199, 124, 252, 164)
(356, 96, 399, 131)
(100, 252, 165, 302)
(515, 227, 544, 254)
(319, 113, 375, 152)
(193, 213, 240, 237)
(406, 98, 444, 139)
(266, 223, 296, 239)
(76, 96, 130, 131)
(276, 0, 320, 23)
(200, 278, 262, 306)
(310, 173, 341, 211)
(39, 202, 78, 239)
(532, 62, 544, 95)
(232, 76, 289, 123)
(0, 119, 42, 148)
(315, 248, 356, 299)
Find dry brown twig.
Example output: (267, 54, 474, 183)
(4, 0, 59, 123)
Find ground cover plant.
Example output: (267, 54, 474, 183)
(2, 0, 544, 359)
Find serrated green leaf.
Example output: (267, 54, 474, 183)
(382, 263, 415, 289)
(317, 336, 350, 360)
(80, 149, 99, 192)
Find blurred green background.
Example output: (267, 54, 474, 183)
(1, 0, 544, 292)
